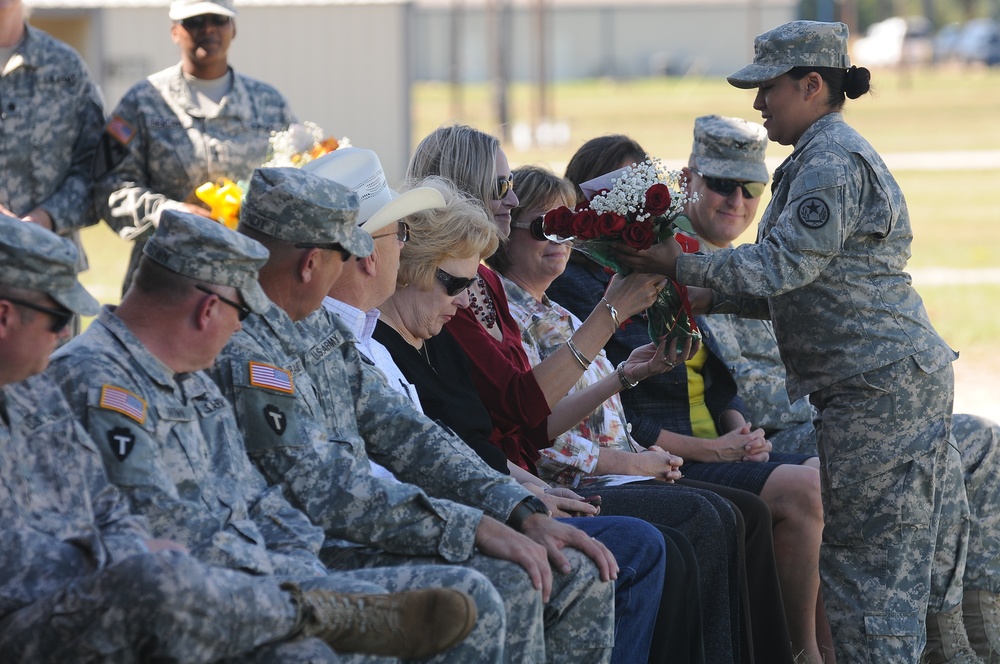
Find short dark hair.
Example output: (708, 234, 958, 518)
(564, 135, 647, 204)
(0, 285, 41, 324)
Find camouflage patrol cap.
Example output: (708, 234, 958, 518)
(0, 214, 99, 316)
(728, 21, 851, 89)
(239, 167, 374, 259)
(143, 210, 271, 314)
(691, 115, 769, 184)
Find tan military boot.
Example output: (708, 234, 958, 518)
(283, 583, 477, 658)
(963, 590, 1000, 663)
(924, 602, 985, 664)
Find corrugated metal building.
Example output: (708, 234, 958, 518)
(24, 0, 795, 182)
(413, 0, 796, 82)
(26, 0, 415, 182)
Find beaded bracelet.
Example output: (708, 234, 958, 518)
(600, 297, 621, 329)
(566, 338, 592, 370)
(616, 361, 639, 390)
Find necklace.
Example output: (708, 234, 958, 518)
(469, 275, 497, 330)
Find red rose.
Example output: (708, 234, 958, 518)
(644, 183, 672, 217)
(596, 212, 627, 239)
(544, 206, 575, 238)
(571, 209, 600, 239)
(622, 220, 656, 250)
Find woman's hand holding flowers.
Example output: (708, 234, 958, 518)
(602, 272, 669, 322)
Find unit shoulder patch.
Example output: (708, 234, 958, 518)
(796, 197, 830, 229)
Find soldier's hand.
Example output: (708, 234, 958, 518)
(686, 286, 714, 315)
(521, 515, 618, 584)
(474, 516, 553, 601)
(177, 202, 214, 218)
(21, 207, 53, 231)
(613, 237, 681, 280)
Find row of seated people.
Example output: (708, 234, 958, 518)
(4, 117, 1000, 664)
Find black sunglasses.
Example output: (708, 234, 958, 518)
(695, 170, 766, 199)
(295, 242, 352, 262)
(195, 285, 252, 321)
(435, 268, 476, 297)
(493, 174, 514, 200)
(510, 215, 547, 241)
(180, 14, 232, 31)
(370, 221, 410, 243)
(3, 296, 73, 333)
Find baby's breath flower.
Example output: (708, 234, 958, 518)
(262, 122, 348, 168)
(588, 157, 692, 224)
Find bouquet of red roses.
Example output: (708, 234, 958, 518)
(543, 158, 701, 347)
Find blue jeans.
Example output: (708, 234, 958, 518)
(560, 516, 666, 664)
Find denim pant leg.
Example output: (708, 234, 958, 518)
(562, 516, 666, 664)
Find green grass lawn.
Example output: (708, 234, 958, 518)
(413, 68, 1000, 386)
(82, 67, 1000, 387)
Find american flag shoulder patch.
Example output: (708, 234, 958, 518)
(99, 385, 147, 424)
(248, 361, 294, 394)
(106, 115, 135, 146)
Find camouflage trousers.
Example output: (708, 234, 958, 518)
(767, 406, 1000, 610)
(324, 537, 615, 664)
(953, 414, 1000, 594)
(811, 354, 966, 663)
(0, 550, 323, 663)
(0, 549, 502, 664)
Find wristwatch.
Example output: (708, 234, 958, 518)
(506, 496, 550, 532)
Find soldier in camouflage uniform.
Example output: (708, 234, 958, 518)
(0, 214, 483, 663)
(615, 21, 972, 664)
(92, 0, 295, 294)
(207, 166, 619, 664)
(0, 0, 104, 287)
(684, 114, 1000, 664)
(46, 210, 496, 663)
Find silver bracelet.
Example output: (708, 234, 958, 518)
(600, 297, 621, 329)
(566, 338, 592, 370)
(616, 361, 639, 390)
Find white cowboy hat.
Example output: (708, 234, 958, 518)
(302, 147, 446, 234)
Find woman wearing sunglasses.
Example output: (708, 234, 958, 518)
(407, 125, 679, 475)
(376, 180, 711, 664)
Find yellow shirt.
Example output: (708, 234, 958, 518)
(687, 345, 718, 439)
